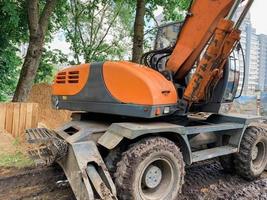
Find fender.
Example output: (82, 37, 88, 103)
(98, 122, 192, 165)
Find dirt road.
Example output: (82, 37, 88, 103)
(0, 161, 266, 200)
(180, 161, 267, 200)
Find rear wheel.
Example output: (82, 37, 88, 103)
(114, 137, 185, 200)
(235, 126, 267, 180)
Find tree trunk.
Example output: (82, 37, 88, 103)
(12, 36, 44, 102)
(12, 0, 57, 102)
(132, 0, 145, 63)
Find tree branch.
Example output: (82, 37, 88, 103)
(27, 0, 39, 36)
(66, 28, 80, 63)
(91, 1, 109, 46)
(77, 23, 87, 57)
(94, 43, 115, 56)
(39, 0, 57, 34)
(146, 8, 159, 28)
(91, 2, 123, 58)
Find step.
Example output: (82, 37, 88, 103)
(185, 122, 244, 135)
(192, 145, 238, 163)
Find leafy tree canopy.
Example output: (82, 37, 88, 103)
(0, 0, 67, 101)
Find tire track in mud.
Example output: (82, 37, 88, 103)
(179, 160, 267, 200)
(0, 166, 75, 200)
(0, 161, 266, 200)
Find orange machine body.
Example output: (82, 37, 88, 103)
(52, 61, 178, 118)
(102, 61, 177, 105)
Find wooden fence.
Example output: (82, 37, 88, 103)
(0, 103, 39, 138)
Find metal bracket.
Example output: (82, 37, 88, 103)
(57, 141, 117, 200)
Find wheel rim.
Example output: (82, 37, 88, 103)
(252, 146, 259, 160)
(142, 165, 163, 189)
(138, 157, 175, 200)
(251, 140, 267, 170)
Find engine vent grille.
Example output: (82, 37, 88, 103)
(56, 71, 80, 84)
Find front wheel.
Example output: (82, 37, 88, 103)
(114, 137, 185, 200)
(235, 126, 267, 180)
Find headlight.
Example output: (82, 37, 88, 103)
(163, 107, 170, 114)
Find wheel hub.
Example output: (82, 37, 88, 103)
(143, 165, 163, 189)
(252, 145, 259, 160)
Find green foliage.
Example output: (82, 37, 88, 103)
(0, 0, 67, 101)
(0, 47, 21, 101)
(55, 0, 192, 63)
(57, 0, 133, 63)
(0, 1, 28, 48)
(35, 49, 68, 83)
(0, 1, 27, 101)
(160, 0, 191, 21)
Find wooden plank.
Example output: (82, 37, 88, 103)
(0, 103, 39, 137)
(18, 103, 27, 138)
(12, 103, 20, 138)
(31, 103, 39, 128)
(25, 103, 33, 129)
(5, 103, 14, 133)
(0, 103, 7, 130)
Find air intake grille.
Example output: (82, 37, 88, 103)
(56, 71, 79, 84)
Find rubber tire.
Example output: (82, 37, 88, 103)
(219, 155, 235, 173)
(235, 126, 267, 180)
(114, 137, 185, 200)
(104, 147, 122, 178)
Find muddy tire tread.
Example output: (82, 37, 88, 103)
(235, 126, 267, 180)
(114, 137, 185, 200)
(104, 147, 122, 178)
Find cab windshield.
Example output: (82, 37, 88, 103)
(154, 22, 183, 50)
(141, 22, 183, 71)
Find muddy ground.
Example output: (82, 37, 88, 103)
(0, 160, 266, 200)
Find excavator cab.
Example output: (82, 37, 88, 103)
(223, 51, 243, 102)
(152, 22, 183, 70)
(141, 22, 183, 72)
(154, 22, 183, 51)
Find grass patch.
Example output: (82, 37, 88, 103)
(0, 151, 34, 168)
(12, 136, 21, 147)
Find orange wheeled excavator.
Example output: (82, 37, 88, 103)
(27, 1, 267, 200)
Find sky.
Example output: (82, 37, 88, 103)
(249, 0, 267, 34)
(154, 1, 266, 34)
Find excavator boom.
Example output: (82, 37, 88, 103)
(166, 0, 236, 80)
(181, 0, 254, 107)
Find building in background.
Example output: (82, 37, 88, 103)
(234, 6, 267, 96)
(258, 34, 267, 91)
(235, 8, 260, 96)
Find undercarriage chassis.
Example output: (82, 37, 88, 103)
(26, 113, 266, 200)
